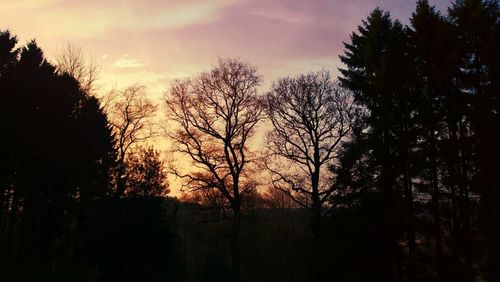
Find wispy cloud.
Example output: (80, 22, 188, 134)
(0, 0, 234, 41)
(112, 55, 145, 69)
(0, 0, 455, 195)
(1, 0, 454, 94)
(0, 0, 56, 10)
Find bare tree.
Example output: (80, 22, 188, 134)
(265, 71, 354, 282)
(165, 58, 263, 281)
(264, 70, 354, 221)
(108, 85, 158, 196)
(54, 43, 100, 94)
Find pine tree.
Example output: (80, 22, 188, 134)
(409, 1, 461, 279)
(450, 0, 500, 279)
(339, 8, 418, 281)
(0, 33, 117, 279)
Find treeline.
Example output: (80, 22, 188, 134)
(335, 0, 500, 280)
(0, 33, 174, 280)
(0, 0, 499, 281)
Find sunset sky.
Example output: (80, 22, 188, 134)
(2, 0, 452, 98)
(1, 0, 453, 194)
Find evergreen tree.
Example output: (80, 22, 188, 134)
(339, 8, 418, 281)
(450, 0, 500, 279)
(337, 2, 500, 281)
(0, 32, 116, 279)
(409, 1, 460, 279)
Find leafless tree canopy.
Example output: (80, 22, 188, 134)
(265, 70, 353, 217)
(109, 85, 157, 156)
(165, 58, 263, 211)
(166, 58, 263, 279)
(54, 43, 100, 94)
(107, 85, 158, 196)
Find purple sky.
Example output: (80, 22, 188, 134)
(1, 0, 455, 194)
(1, 0, 453, 97)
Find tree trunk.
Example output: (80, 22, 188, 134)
(311, 168, 322, 282)
(404, 168, 417, 282)
(381, 130, 399, 282)
(311, 215, 322, 282)
(401, 120, 416, 282)
(116, 150, 127, 197)
(429, 129, 443, 279)
(459, 120, 473, 281)
(230, 202, 241, 282)
(0, 189, 17, 276)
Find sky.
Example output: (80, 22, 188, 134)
(1, 0, 453, 98)
(1, 0, 453, 194)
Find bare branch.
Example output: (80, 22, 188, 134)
(105, 84, 158, 196)
(165, 58, 263, 212)
(264, 70, 354, 217)
(54, 43, 101, 95)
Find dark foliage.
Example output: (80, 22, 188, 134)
(336, 0, 500, 281)
(77, 197, 182, 282)
(0, 32, 116, 280)
(1, 0, 500, 280)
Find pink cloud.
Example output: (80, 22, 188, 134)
(1, 0, 454, 91)
(91, 0, 452, 75)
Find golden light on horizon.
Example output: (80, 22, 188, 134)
(1, 0, 453, 196)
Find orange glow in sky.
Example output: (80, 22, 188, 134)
(1, 0, 451, 95)
(0, 0, 452, 195)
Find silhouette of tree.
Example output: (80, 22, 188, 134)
(0, 30, 20, 275)
(260, 186, 297, 209)
(125, 146, 169, 197)
(264, 70, 354, 281)
(408, 1, 463, 279)
(179, 185, 231, 210)
(54, 43, 100, 95)
(165, 58, 263, 281)
(107, 85, 157, 196)
(339, 8, 421, 281)
(0, 30, 18, 77)
(0, 34, 116, 279)
(2, 1, 500, 279)
(449, 1, 500, 279)
(265, 70, 353, 220)
(336, 2, 500, 281)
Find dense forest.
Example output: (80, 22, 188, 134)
(1, 0, 499, 281)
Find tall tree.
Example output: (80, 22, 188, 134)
(0, 30, 20, 275)
(450, 0, 500, 279)
(264, 70, 353, 281)
(408, 1, 468, 279)
(0, 34, 116, 279)
(339, 8, 418, 281)
(165, 58, 263, 281)
(265, 71, 353, 220)
(107, 85, 157, 196)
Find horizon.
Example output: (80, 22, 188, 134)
(1, 0, 453, 196)
(1, 1, 499, 281)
